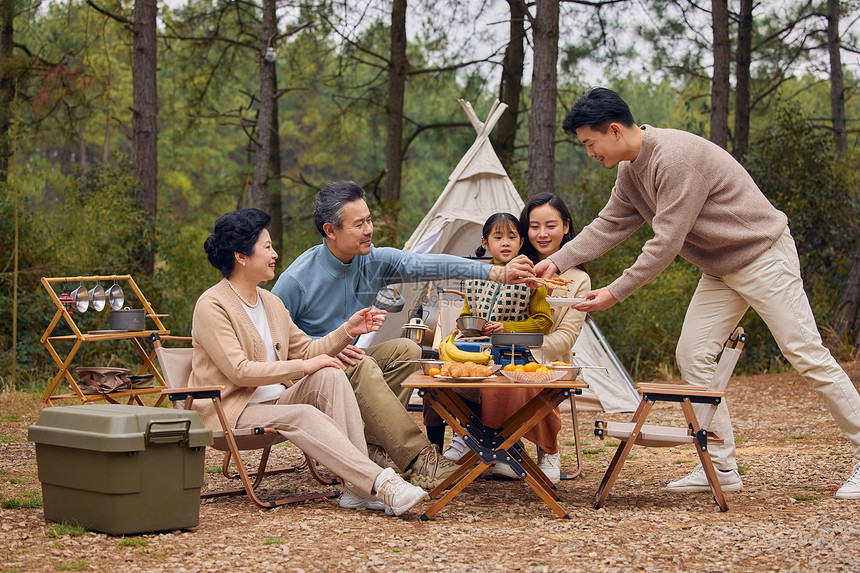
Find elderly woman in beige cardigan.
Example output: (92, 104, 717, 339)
(190, 208, 426, 516)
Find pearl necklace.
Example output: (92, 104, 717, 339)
(226, 280, 259, 308)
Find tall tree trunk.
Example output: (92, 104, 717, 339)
(710, 0, 729, 149)
(732, 0, 752, 160)
(493, 0, 525, 176)
(833, 238, 860, 347)
(0, 0, 13, 183)
(133, 0, 158, 275)
(380, 0, 407, 245)
(252, 0, 276, 211)
(526, 0, 558, 199)
(827, 0, 848, 157)
(268, 63, 283, 264)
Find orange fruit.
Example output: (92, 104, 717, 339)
(428, 367, 441, 377)
(514, 365, 525, 372)
(536, 366, 551, 373)
(523, 362, 538, 372)
(503, 364, 516, 371)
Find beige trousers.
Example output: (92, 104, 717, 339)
(677, 226, 860, 471)
(236, 366, 382, 498)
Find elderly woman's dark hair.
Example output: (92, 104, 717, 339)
(204, 208, 271, 277)
(518, 193, 578, 266)
(313, 181, 366, 237)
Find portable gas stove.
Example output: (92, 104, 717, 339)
(453, 332, 544, 365)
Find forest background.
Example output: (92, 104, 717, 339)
(3, 0, 860, 391)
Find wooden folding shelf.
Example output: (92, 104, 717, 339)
(39, 275, 170, 407)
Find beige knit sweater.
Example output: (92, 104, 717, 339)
(189, 279, 353, 429)
(550, 125, 788, 302)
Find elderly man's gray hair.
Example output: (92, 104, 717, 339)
(313, 181, 366, 237)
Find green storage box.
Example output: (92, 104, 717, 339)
(28, 404, 213, 535)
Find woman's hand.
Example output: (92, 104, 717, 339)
(481, 321, 504, 335)
(303, 354, 346, 375)
(346, 307, 387, 337)
(489, 255, 534, 284)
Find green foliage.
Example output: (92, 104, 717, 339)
(117, 537, 148, 548)
(45, 522, 88, 537)
(1, 496, 42, 509)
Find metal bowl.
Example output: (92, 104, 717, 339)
(457, 316, 487, 337)
(417, 359, 444, 375)
(88, 285, 106, 312)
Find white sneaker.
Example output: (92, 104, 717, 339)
(835, 461, 860, 500)
(666, 464, 743, 493)
(491, 462, 520, 479)
(339, 490, 387, 511)
(443, 435, 469, 462)
(374, 467, 428, 516)
(537, 447, 561, 485)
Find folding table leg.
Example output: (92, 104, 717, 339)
(561, 394, 583, 480)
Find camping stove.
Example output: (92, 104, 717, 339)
(452, 341, 538, 366)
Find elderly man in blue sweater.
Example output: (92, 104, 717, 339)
(272, 181, 534, 488)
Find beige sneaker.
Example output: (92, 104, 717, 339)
(367, 444, 400, 471)
(408, 445, 458, 489)
(374, 468, 428, 516)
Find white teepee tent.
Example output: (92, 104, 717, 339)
(373, 99, 639, 412)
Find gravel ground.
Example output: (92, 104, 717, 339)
(2, 363, 860, 572)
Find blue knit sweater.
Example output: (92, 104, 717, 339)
(271, 241, 491, 339)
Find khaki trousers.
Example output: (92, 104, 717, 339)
(344, 338, 428, 471)
(677, 226, 860, 471)
(236, 367, 381, 498)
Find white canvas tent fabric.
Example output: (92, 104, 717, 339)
(373, 99, 639, 412)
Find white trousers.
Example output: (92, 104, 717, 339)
(677, 226, 860, 470)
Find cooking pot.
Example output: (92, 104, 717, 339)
(110, 307, 145, 331)
(490, 332, 544, 347)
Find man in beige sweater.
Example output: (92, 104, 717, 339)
(535, 87, 860, 499)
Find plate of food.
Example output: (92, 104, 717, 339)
(434, 375, 491, 383)
(436, 361, 494, 381)
(546, 297, 586, 306)
(529, 276, 574, 291)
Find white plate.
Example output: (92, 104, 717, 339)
(434, 375, 491, 383)
(546, 297, 586, 306)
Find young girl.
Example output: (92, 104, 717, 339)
(460, 213, 552, 335)
(436, 213, 553, 462)
(481, 194, 591, 483)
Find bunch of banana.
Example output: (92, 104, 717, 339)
(438, 331, 491, 364)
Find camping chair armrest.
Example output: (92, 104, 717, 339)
(638, 384, 723, 397)
(162, 385, 225, 401)
(160, 335, 193, 343)
(637, 383, 708, 392)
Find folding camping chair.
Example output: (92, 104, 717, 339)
(153, 334, 337, 509)
(592, 327, 748, 511)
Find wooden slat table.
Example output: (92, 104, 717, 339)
(403, 372, 587, 520)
